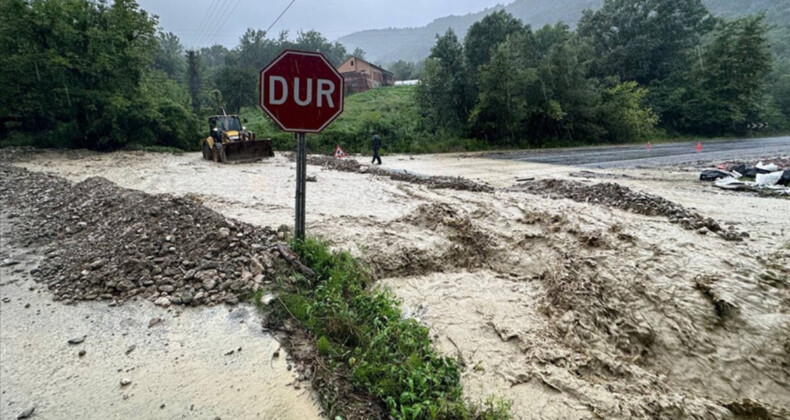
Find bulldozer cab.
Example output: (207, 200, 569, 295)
(209, 115, 243, 136)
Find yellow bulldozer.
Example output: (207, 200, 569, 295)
(201, 114, 274, 163)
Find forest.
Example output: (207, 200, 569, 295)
(1, 0, 787, 153)
(417, 1, 788, 146)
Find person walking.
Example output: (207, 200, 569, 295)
(371, 130, 382, 165)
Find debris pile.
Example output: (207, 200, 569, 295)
(304, 154, 495, 193)
(512, 179, 745, 241)
(0, 164, 290, 306)
(700, 159, 790, 196)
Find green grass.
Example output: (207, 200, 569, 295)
(267, 237, 511, 420)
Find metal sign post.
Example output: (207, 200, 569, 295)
(294, 132, 307, 239)
(258, 50, 345, 241)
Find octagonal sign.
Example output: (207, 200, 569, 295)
(258, 50, 345, 133)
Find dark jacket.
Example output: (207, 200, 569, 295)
(371, 134, 382, 151)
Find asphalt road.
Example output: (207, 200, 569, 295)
(486, 136, 790, 168)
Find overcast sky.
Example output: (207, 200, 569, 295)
(137, 0, 506, 48)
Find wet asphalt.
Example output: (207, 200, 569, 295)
(485, 136, 790, 168)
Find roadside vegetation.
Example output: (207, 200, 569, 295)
(265, 238, 511, 419)
(2, 0, 787, 155)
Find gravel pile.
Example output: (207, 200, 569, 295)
(1, 164, 289, 306)
(304, 155, 495, 193)
(513, 179, 745, 241)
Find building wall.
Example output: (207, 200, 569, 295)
(338, 57, 394, 94)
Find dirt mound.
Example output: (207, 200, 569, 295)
(0, 165, 289, 306)
(304, 155, 495, 193)
(513, 179, 745, 241)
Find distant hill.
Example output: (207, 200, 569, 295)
(339, 0, 790, 65)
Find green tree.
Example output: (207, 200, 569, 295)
(0, 0, 199, 150)
(351, 47, 367, 60)
(656, 15, 773, 134)
(213, 65, 256, 114)
(416, 29, 469, 134)
(769, 58, 790, 126)
(294, 30, 348, 66)
(598, 81, 658, 141)
(153, 31, 186, 81)
(389, 60, 418, 81)
(470, 32, 535, 143)
(578, 0, 714, 85)
(464, 11, 524, 74)
(697, 15, 772, 133)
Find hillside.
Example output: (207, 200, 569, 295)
(339, 0, 790, 64)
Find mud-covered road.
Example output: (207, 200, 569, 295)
(2, 148, 789, 419)
(486, 136, 790, 168)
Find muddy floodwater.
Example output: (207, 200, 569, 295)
(3, 149, 790, 419)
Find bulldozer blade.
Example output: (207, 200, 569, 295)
(221, 140, 275, 163)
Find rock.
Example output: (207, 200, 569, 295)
(148, 317, 162, 328)
(16, 406, 35, 419)
(219, 228, 230, 238)
(260, 293, 277, 306)
(125, 345, 136, 355)
(120, 378, 132, 387)
(202, 278, 217, 291)
(68, 336, 86, 345)
(1, 259, 19, 267)
(306, 175, 317, 182)
(154, 297, 171, 307)
(78, 349, 86, 357)
(250, 257, 264, 276)
(88, 259, 104, 270)
(181, 291, 193, 305)
(158, 285, 175, 293)
(116, 281, 134, 292)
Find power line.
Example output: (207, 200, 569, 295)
(266, 0, 297, 36)
(202, 0, 244, 46)
(196, 0, 234, 47)
(191, 1, 221, 44)
(194, 0, 225, 48)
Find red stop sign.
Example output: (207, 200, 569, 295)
(258, 50, 345, 133)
